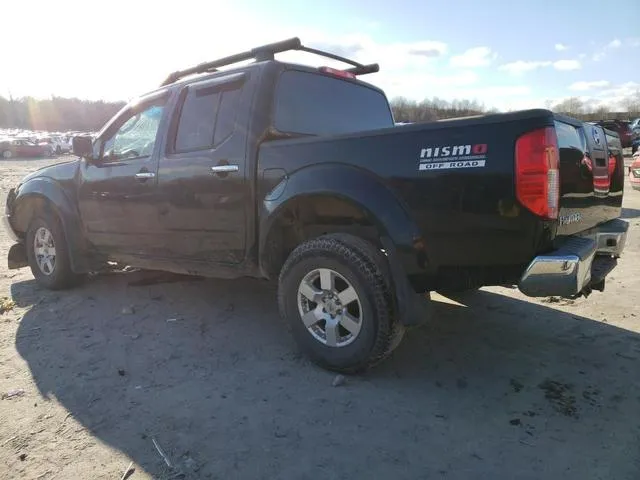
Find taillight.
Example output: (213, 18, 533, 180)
(607, 154, 616, 177)
(515, 127, 560, 219)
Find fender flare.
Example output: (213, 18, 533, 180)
(260, 163, 422, 260)
(13, 177, 88, 272)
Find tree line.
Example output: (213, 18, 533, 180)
(391, 93, 640, 123)
(0, 96, 125, 133)
(1, 93, 639, 133)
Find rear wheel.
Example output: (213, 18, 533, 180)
(278, 234, 402, 373)
(2, 150, 12, 159)
(26, 215, 83, 290)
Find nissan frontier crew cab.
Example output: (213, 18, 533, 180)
(4, 38, 629, 372)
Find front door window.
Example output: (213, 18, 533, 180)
(102, 104, 165, 163)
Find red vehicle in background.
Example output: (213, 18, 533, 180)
(596, 120, 633, 148)
(0, 138, 54, 159)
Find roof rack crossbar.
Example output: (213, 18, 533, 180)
(160, 37, 379, 86)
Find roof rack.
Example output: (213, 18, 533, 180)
(160, 37, 379, 86)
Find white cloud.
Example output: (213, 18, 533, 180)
(378, 70, 480, 99)
(498, 58, 581, 74)
(594, 82, 640, 106)
(450, 47, 496, 67)
(608, 39, 622, 48)
(569, 80, 610, 91)
(553, 59, 581, 71)
(555, 43, 569, 51)
(578, 53, 586, 59)
(406, 41, 449, 58)
(278, 33, 451, 75)
(550, 82, 640, 112)
(498, 60, 551, 75)
(591, 38, 626, 62)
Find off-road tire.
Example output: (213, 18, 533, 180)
(26, 215, 83, 290)
(327, 233, 405, 355)
(278, 234, 402, 373)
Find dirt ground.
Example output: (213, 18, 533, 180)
(0, 155, 639, 480)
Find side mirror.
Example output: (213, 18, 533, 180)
(72, 136, 94, 159)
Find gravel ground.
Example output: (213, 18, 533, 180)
(0, 156, 639, 480)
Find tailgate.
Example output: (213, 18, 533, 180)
(554, 118, 623, 236)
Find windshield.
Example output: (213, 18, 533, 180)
(274, 70, 393, 136)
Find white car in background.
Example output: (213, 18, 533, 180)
(48, 135, 73, 154)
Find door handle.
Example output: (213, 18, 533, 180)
(135, 172, 155, 180)
(210, 165, 239, 173)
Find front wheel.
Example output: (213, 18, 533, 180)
(26, 215, 83, 290)
(278, 234, 402, 373)
(2, 150, 12, 159)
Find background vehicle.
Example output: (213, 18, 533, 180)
(48, 135, 73, 154)
(1, 138, 53, 159)
(630, 155, 640, 191)
(596, 119, 633, 148)
(3, 38, 629, 372)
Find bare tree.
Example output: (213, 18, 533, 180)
(552, 97, 584, 116)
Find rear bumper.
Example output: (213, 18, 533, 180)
(518, 218, 628, 298)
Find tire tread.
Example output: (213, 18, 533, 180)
(278, 234, 401, 372)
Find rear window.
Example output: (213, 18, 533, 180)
(274, 70, 394, 136)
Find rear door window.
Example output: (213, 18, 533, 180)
(173, 76, 243, 153)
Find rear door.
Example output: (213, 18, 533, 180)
(156, 72, 250, 264)
(555, 119, 622, 236)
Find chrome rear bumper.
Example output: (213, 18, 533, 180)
(519, 218, 628, 298)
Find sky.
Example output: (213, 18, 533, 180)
(2, 0, 638, 111)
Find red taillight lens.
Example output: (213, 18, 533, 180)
(607, 154, 616, 177)
(515, 127, 560, 219)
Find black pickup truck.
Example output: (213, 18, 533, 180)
(3, 38, 629, 372)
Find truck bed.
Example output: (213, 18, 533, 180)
(258, 109, 622, 283)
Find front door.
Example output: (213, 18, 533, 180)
(156, 72, 249, 265)
(77, 95, 168, 256)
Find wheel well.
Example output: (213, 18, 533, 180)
(13, 196, 50, 235)
(262, 196, 383, 279)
